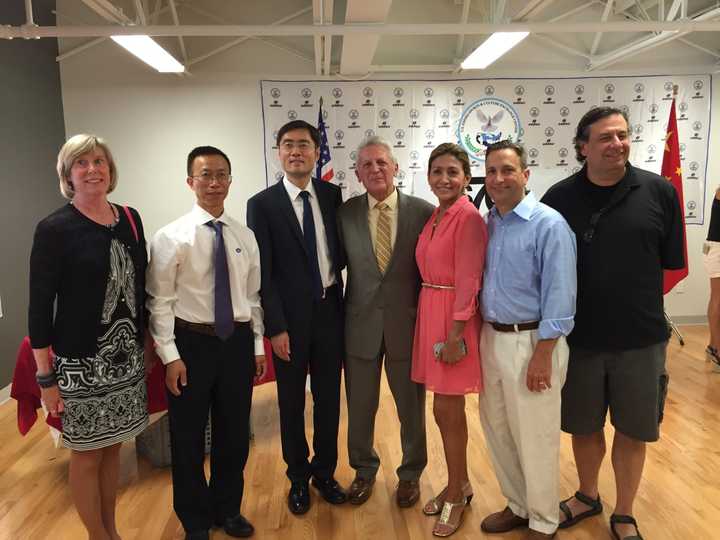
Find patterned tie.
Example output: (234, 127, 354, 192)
(375, 202, 392, 274)
(299, 191, 324, 300)
(207, 221, 234, 340)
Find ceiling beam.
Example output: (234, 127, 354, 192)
(590, 0, 614, 55)
(339, 0, 392, 75)
(4, 19, 720, 39)
(167, 0, 187, 62)
(513, 0, 559, 20)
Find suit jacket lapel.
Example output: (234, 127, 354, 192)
(274, 181, 306, 251)
(356, 194, 381, 278)
(385, 189, 409, 274)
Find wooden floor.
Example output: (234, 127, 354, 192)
(1, 325, 719, 540)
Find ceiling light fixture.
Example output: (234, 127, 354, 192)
(461, 31, 529, 70)
(110, 35, 184, 73)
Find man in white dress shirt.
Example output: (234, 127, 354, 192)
(147, 146, 266, 540)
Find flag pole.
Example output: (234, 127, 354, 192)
(664, 82, 685, 346)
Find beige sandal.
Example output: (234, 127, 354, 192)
(432, 497, 469, 537)
(423, 483, 473, 516)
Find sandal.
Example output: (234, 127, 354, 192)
(432, 497, 469, 537)
(422, 483, 473, 516)
(558, 491, 603, 529)
(707, 346, 720, 369)
(610, 514, 643, 540)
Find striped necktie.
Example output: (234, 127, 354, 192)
(375, 202, 392, 274)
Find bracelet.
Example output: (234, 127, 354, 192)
(36, 371, 58, 388)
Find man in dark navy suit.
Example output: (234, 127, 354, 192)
(247, 120, 347, 515)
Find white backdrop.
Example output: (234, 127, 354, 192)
(260, 75, 711, 224)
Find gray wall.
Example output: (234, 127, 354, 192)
(0, 0, 65, 387)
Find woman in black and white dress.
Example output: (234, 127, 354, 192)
(29, 134, 149, 539)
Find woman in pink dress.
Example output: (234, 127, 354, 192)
(412, 143, 487, 537)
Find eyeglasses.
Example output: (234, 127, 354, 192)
(280, 141, 314, 152)
(191, 172, 231, 183)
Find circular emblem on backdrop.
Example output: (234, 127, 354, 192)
(634, 83, 645, 93)
(485, 85, 495, 95)
(350, 151, 357, 161)
(336, 170, 346, 181)
(575, 85, 585, 95)
(515, 85, 525, 96)
(545, 85, 555, 96)
(335, 130, 344, 140)
(648, 144, 657, 155)
(664, 81, 674, 93)
(559, 148, 568, 158)
(528, 148, 539, 159)
(679, 102, 688, 113)
(689, 161, 699, 171)
(410, 150, 419, 161)
(680, 143, 686, 153)
(394, 87, 404, 98)
(322, 109, 328, 121)
(694, 80, 704, 91)
(605, 83, 615, 94)
(270, 88, 281, 99)
(425, 129, 435, 140)
(620, 105, 630, 117)
(693, 121, 702, 131)
(688, 201, 696, 210)
(456, 97, 522, 162)
(440, 109, 450, 120)
(650, 103, 659, 114)
(288, 110, 298, 120)
(332, 87, 343, 99)
(301, 88, 312, 99)
(544, 127, 555, 138)
(365, 129, 375, 138)
(363, 87, 374, 98)
(454, 87, 465, 97)
(410, 109, 420, 120)
(275, 171, 284, 181)
(272, 130, 278, 140)
(572, 166, 581, 174)
(379, 109, 390, 120)
(398, 170, 406, 181)
(349, 109, 359, 120)
(424, 88, 434, 98)
(529, 107, 540, 118)
(395, 129, 405, 139)
(634, 124, 643, 134)
(560, 106, 570, 117)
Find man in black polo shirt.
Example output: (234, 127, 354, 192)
(542, 106, 684, 540)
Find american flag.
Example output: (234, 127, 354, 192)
(315, 98, 334, 182)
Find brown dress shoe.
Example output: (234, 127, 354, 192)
(524, 530, 556, 539)
(348, 476, 375, 505)
(396, 480, 420, 508)
(481, 507, 530, 533)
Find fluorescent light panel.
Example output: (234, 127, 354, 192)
(111, 35, 184, 73)
(461, 31, 529, 70)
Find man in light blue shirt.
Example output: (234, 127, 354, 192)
(478, 140, 576, 540)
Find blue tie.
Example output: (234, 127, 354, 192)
(207, 221, 234, 340)
(299, 191, 324, 301)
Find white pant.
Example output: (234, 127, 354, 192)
(479, 323, 569, 535)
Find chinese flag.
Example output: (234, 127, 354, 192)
(662, 98, 689, 294)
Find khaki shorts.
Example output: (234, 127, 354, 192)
(561, 342, 668, 442)
(703, 241, 720, 278)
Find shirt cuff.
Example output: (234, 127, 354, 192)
(254, 338, 265, 356)
(156, 343, 181, 365)
(538, 318, 575, 340)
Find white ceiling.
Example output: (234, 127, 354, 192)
(6, 0, 720, 76)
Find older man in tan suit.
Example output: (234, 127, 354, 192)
(338, 136, 434, 507)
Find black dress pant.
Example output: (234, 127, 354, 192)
(167, 323, 254, 533)
(273, 287, 343, 483)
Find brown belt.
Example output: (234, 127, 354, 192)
(174, 317, 249, 337)
(490, 321, 540, 333)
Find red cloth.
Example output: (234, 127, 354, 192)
(662, 98, 689, 294)
(12, 336, 276, 435)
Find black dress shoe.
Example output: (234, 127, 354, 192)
(214, 514, 255, 538)
(311, 477, 347, 505)
(185, 531, 209, 540)
(288, 481, 311, 515)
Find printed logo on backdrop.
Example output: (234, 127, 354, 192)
(349, 150, 357, 170)
(393, 87, 405, 107)
(457, 98, 522, 162)
(691, 121, 703, 140)
(633, 124, 644, 142)
(409, 150, 420, 170)
(559, 107, 570, 126)
(528, 148, 539, 167)
(528, 107, 540, 126)
(424, 88, 435, 107)
(300, 88, 313, 107)
(379, 109, 391, 128)
(678, 102, 688, 120)
(648, 103, 659, 123)
(439, 109, 450, 127)
(514, 85, 526, 104)
(332, 87, 343, 108)
(543, 127, 555, 146)
(687, 201, 697, 218)
(288, 110, 298, 120)
(556, 148, 569, 167)
(336, 170, 346, 188)
(394, 129, 406, 148)
(645, 144, 657, 163)
(424, 129, 435, 148)
(544, 85, 556, 104)
(269, 87, 282, 107)
(271, 130, 279, 149)
(692, 80, 704, 99)
(689, 161, 700, 179)
(362, 87, 374, 106)
(633, 83, 645, 102)
(574, 85, 585, 104)
(349, 109, 360, 128)
(365, 129, 375, 139)
(663, 81, 674, 101)
(397, 169, 407, 188)
(453, 87, 465, 106)
(409, 109, 420, 128)
(679, 143, 686, 161)
(603, 83, 616, 103)
(333, 130, 345, 149)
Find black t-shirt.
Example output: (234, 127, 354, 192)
(707, 197, 720, 241)
(541, 163, 685, 351)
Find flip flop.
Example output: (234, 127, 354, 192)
(558, 491, 603, 529)
(610, 514, 644, 540)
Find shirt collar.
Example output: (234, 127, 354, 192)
(191, 203, 229, 225)
(488, 192, 536, 222)
(367, 187, 398, 210)
(283, 175, 317, 201)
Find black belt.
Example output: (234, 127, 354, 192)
(175, 317, 249, 337)
(490, 321, 540, 333)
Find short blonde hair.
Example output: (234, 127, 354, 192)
(57, 134, 118, 199)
